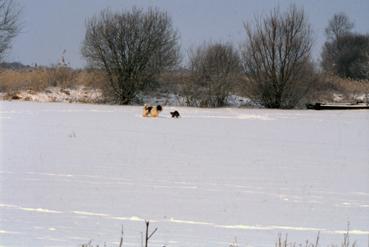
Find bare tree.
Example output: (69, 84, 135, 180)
(241, 5, 314, 108)
(325, 12, 354, 41)
(81, 7, 180, 104)
(321, 13, 369, 80)
(0, 0, 21, 61)
(322, 33, 369, 80)
(185, 42, 241, 107)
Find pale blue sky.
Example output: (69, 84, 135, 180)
(9, 0, 369, 68)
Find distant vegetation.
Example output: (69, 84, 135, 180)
(0, 3, 368, 108)
(321, 13, 369, 80)
(0, 65, 105, 92)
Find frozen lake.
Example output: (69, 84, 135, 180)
(1, 101, 368, 247)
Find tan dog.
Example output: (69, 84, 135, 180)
(143, 104, 162, 118)
(143, 104, 151, 117)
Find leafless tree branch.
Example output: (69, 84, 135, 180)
(241, 5, 314, 108)
(0, 0, 21, 61)
(81, 7, 180, 104)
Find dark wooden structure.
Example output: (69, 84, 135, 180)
(306, 102, 369, 110)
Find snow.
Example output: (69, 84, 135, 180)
(0, 87, 104, 104)
(0, 101, 369, 247)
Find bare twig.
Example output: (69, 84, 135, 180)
(144, 220, 158, 247)
(119, 225, 124, 247)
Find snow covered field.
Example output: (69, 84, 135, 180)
(1, 101, 368, 247)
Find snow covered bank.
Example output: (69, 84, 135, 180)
(0, 87, 254, 107)
(0, 86, 104, 104)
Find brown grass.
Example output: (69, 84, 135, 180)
(307, 74, 369, 103)
(0, 67, 107, 93)
(0, 68, 49, 91)
(2, 68, 368, 106)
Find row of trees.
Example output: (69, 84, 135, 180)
(82, 5, 368, 108)
(183, 6, 315, 108)
(1, 1, 368, 108)
(82, 5, 317, 108)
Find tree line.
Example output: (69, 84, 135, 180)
(1, 1, 369, 108)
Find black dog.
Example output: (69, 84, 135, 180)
(170, 110, 180, 118)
